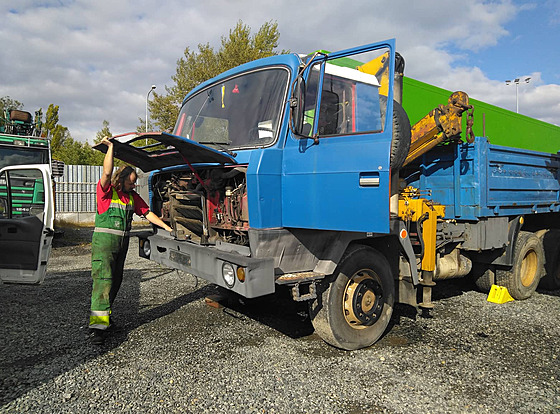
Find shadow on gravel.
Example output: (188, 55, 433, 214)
(209, 285, 315, 339)
(0, 268, 213, 406)
(0, 225, 211, 407)
(537, 288, 560, 297)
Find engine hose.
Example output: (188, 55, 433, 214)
(222, 167, 247, 179)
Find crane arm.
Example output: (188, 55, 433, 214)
(404, 91, 474, 166)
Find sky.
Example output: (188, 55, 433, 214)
(1, 0, 559, 144)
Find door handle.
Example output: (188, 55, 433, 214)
(359, 172, 380, 187)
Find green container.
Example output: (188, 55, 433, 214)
(402, 77, 560, 154)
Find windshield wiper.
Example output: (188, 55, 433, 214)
(198, 141, 237, 158)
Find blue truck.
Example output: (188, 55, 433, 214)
(99, 39, 560, 350)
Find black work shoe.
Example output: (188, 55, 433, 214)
(107, 322, 122, 332)
(89, 328, 105, 345)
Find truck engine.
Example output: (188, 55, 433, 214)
(152, 165, 249, 246)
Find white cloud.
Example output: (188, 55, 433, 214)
(0, 0, 559, 144)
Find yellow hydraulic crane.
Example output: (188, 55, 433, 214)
(356, 52, 475, 165)
(404, 91, 474, 166)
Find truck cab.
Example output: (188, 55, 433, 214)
(98, 39, 405, 350)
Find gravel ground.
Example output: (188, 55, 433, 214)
(1, 226, 559, 413)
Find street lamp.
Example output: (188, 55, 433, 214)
(505, 77, 530, 113)
(145, 85, 156, 144)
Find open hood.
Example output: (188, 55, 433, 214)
(93, 132, 237, 172)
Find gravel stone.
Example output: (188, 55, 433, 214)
(1, 226, 559, 413)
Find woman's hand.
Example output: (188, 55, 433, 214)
(100, 136, 113, 147)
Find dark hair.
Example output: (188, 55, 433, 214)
(111, 166, 136, 190)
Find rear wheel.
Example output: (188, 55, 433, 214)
(309, 245, 394, 350)
(472, 263, 495, 293)
(539, 229, 560, 290)
(495, 231, 544, 300)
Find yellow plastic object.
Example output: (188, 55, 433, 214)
(487, 285, 514, 304)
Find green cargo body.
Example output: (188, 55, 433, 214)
(402, 77, 560, 154)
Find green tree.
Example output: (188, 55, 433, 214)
(50, 124, 72, 162)
(148, 20, 285, 132)
(0, 96, 23, 113)
(94, 120, 111, 144)
(89, 120, 114, 165)
(43, 104, 60, 138)
(41, 103, 88, 165)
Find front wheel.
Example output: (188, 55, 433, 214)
(309, 245, 394, 350)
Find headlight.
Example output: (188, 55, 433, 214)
(222, 262, 235, 288)
(141, 239, 151, 257)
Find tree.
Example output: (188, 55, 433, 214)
(90, 120, 115, 165)
(41, 103, 92, 165)
(50, 124, 71, 162)
(43, 104, 60, 138)
(148, 20, 285, 132)
(95, 120, 111, 144)
(0, 96, 23, 113)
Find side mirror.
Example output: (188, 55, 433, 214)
(289, 77, 306, 136)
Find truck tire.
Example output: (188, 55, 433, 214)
(538, 229, 560, 290)
(472, 263, 495, 293)
(380, 96, 411, 170)
(308, 245, 394, 350)
(495, 231, 544, 300)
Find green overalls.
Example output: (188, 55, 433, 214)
(89, 187, 134, 330)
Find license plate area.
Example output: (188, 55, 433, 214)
(170, 250, 191, 267)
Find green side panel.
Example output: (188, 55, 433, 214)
(0, 135, 49, 146)
(402, 77, 560, 154)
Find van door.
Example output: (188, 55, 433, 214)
(0, 165, 54, 284)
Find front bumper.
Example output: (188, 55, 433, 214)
(137, 231, 275, 298)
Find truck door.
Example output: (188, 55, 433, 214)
(0, 165, 54, 284)
(283, 40, 396, 233)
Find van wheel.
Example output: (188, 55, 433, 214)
(495, 231, 544, 300)
(308, 245, 394, 350)
(380, 96, 411, 170)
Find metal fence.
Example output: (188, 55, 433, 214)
(54, 165, 101, 212)
(54, 165, 149, 214)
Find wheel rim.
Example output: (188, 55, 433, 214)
(520, 249, 538, 287)
(343, 270, 384, 329)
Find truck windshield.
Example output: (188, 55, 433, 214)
(0, 145, 50, 169)
(173, 68, 289, 149)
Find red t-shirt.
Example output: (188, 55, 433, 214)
(96, 181, 150, 217)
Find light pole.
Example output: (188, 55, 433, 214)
(145, 85, 156, 144)
(505, 77, 530, 113)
